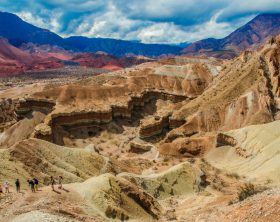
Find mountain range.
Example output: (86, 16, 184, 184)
(1, 11, 280, 75)
(1, 11, 280, 59)
(0, 12, 181, 57)
(183, 13, 280, 58)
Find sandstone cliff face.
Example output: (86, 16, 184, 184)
(0, 99, 16, 123)
(157, 38, 280, 155)
(172, 39, 280, 134)
(159, 135, 216, 156)
(16, 98, 55, 117)
(0, 98, 16, 131)
(15, 58, 220, 143)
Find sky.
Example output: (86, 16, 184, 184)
(1, 0, 280, 44)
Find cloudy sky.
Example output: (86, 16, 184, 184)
(1, 0, 280, 44)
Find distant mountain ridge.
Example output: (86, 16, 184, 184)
(0, 12, 64, 47)
(182, 13, 280, 58)
(0, 11, 182, 57)
(1, 11, 280, 59)
(64, 36, 181, 57)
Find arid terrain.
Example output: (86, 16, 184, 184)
(1, 33, 280, 222)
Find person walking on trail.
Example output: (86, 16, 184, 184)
(15, 179, 20, 193)
(50, 176, 55, 191)
(28, 179, 35, 193)
(33, 178, 39, 191)
(3, 181, 9, 193)
(58, 176, 63, 189)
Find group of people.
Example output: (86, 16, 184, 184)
(0, 176, 64, 194)
(0, 178, 39, 194)
(27, 178, 39, 193)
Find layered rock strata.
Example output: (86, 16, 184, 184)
(16, 98, 55, 117)
(0, 98, 16, 131)
(139, 114, 170, 139)
(12, 57, 222, 145)
(19, 90, 188, 144)
(167, 38, 280, 144)
(159, 135, 216, 157)
(129, 138, 154, 153)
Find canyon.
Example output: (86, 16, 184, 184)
(1, 36, 280, 221)
(1, 6, 280, 220)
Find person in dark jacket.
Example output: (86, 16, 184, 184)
(15, 179, 20, 193)
(28, 179, 35, 193)
(50, 176, 55, 191)
(33, 178, 39, 191)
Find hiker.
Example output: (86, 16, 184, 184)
(58, 176, 63, 189)
(33, 178, 39, 191)
(28, 179, 35, 193)
(15, 179, 20, 193)
(3, 181, 9, 193)
(50, 176, 55, 191)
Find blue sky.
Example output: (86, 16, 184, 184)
(1, 0, 280, 44)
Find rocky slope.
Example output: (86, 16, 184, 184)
(0, 38, 64, 75)
(206, 119, 280, 184)
(13, 56, 220, 146)
(2, 37, 280, 222)
(183, 13, 280, 58)
(166, 36, 280, 151)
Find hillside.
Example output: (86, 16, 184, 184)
(0, 12, 64, 47)
(1, 36, 280, 221)
(0, 38, 63, 75)
(183, 13, 280, 58)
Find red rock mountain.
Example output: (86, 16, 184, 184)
(0, 39, 154, 75)
(20, 43, 74, 61)
(71, 52, 154, 71)
(183, 13, 280, 58)
(0, 38, 63, 75)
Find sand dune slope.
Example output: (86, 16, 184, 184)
(120, 162, 203, 199)
(70, 173, 164, 221)
(206, 120, 280, 184)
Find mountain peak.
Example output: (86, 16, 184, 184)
(183, 13, 280, 58)
(0, 11, 63, 46)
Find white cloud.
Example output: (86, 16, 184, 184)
(16, 10, 62, 33)
(218, 0, 280, 21)
(2, 0, 280, 44)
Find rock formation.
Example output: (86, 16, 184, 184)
(4, 34, 280, 222)
(13, 57, 220, 145)
(0, 98, 16, 131)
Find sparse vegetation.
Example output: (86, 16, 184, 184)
(227, 172, 241, 179)
(238, 183, 258, 201)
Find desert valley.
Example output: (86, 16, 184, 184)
(1, 5, 280, 222)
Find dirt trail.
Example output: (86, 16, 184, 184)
(0, 185, 103, 222)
